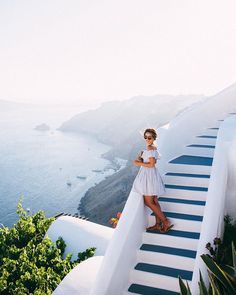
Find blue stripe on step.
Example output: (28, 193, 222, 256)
(140, 244, 197, 258)
(146, 229, 200, 239)
(158, 197, 206, 206)
(151, 211, 203, 221)
(165, 184, 208, 191)
(135, 262, 193, 280)
(169, 155, 213, 166)
(187, 144, 215, 148)
(165, 172, 210, 178)
(128, 283, 180, 295)
(197, 135, 217, 138)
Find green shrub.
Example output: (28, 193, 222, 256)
(0, 197, 96, 294)
(179, 214, 236, 295)
(179, 241, 236, 295)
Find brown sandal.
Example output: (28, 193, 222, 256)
(160, 218, 174, 233)
(147, 222, 163, 231)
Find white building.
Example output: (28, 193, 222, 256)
(46, 83, 236, 295)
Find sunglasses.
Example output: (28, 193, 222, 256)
(144, 136, 153, 140)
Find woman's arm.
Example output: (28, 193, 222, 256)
(133, 157, 156, 168)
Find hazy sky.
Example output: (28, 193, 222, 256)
(0, 0, 236, 106)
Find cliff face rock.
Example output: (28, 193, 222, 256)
(78, 163, 139, 226)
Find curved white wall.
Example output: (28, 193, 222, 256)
(46, 216, 114, 260)
(53, 256, 104, 295)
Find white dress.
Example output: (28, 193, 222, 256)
(132, 149, 166, 197)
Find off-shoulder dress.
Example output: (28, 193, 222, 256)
(132, 149, 166, 196)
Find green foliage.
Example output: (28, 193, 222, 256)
(179, 242, 236, 295)
(179, 276, 192, 295)
(200, 243, 236, 294)
(179, 215, 236, 295)
(0, 196, 96, 294)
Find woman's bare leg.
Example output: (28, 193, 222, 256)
(144, 195, 173, 231)
(144, 196, 162, 230)
(152, 195, 161, 225)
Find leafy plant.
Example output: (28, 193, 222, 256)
(0, 196, 96, 294)
(179, 241, 236, 295)
(179, 214, 236, 295)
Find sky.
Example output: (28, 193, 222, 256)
(0, 0, 236, 106)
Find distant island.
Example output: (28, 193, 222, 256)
(34, 123, 50, 131)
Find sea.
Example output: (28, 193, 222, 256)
(0, 104, 126, 228)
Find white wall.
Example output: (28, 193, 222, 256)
(90, 191, 149, 295)
(53, 256, 104, 295)
(225, 136, 236, 219)
(190, 115, 236, 294)
(46, 216, 114, 260)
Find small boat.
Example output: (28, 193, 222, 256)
(76, 176, 87, 180)
(92, 169, 102, 173)
(67, 181, 72, 186)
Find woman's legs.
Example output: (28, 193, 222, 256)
(145, 196, 162, 230)
(143, 195, 173, 232)
(151, 196, 161, 225)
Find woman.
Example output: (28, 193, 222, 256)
(132, 128, 174, 233)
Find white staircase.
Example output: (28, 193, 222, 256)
(122, 121, 221, 294)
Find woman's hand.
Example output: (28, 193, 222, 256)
(133, 160, 142, 167)
(137, 156, 143, 161)
(136, 151, 143, 162)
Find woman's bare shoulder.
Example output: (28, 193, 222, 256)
(147, 145, 157, 150)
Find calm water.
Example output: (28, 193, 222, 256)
(0, 105, 123, 227)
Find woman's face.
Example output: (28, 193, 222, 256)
(144, 132, 154, 145)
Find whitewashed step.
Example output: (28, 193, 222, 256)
(129, 269, 189, 293)
(183, 145, 215, 157)
(136, 249, 195, 271)
(123, 289, 140, 295)
(192, 136, 217, 145)
(123, 291, 138, 295)
(201, 128, 219, 136)
(123, 281, 140, 295)
(166, 162, 212, 174)
(148, 215, 202, 232)
(158, 199, 205, 215)
(163, 187, 207, 200)
(142, 232, 199, 251)
(163, 174, 210, 187)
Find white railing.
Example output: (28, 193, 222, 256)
(190, 115, 236, 294)
(89, 190, 149, 295)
